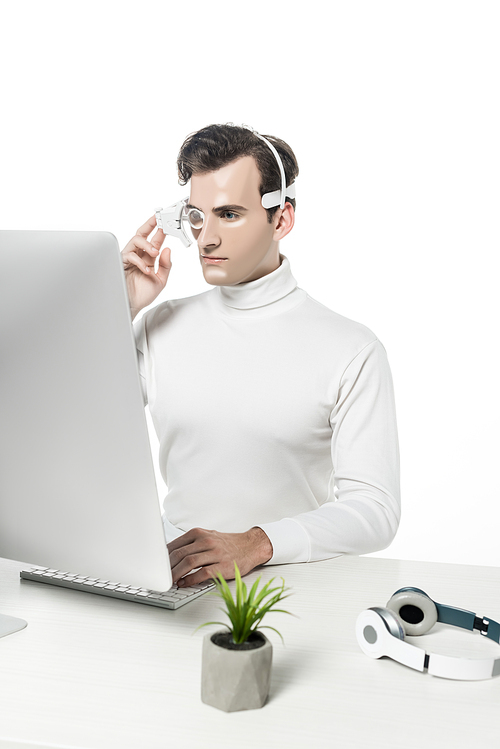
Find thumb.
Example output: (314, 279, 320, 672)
(155, 246, 172, 286)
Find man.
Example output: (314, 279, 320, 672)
(122, 124, 400, 589)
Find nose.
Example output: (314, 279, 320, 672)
(197, 214, 221, 252)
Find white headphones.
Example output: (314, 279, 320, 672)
(356, 586, 500, 680)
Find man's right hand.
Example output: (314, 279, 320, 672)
(121, 216, 172, 320)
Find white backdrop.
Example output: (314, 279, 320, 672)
(2, 1, 499, 566)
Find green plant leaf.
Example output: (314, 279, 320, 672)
(258, 625, 285, 645)
(247, 575, 262, 606)
(197, 562, 294, 644)
(192, 621, 229, 634)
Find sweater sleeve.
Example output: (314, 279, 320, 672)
(256, 339, 401, 564)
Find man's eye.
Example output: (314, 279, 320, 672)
(222, 211, 238, 220)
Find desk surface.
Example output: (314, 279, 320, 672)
(1, 554, 500, 749)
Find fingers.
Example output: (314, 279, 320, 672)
(171, 550, 218, 584)
(123, 249, 157, 277)
(156, 246, 172, 285)
(177, 565, 222, 587)
(136, 215, 159, 239)
(150, 225, 166, 250)
(135, 216, 166, 251)
(122, 234, 165, 274)
(168, 529, 217, 584)
(169, 531, 210, 566)
(122, 216, 169, 277)
(123, 234, 158, 260)
(167, 527, 202, 553)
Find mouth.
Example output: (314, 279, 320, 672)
(201, 255, 228, 264)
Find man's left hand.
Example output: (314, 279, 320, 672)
(167, 527, 273, 586)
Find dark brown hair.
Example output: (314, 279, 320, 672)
(177, 124, 299, 223)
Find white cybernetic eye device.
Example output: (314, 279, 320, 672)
(154, 132, 296, 247)
(356, 586, 500, 681)
(154, 199, 199, 248)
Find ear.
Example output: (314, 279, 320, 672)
(273, 202, 295, 241)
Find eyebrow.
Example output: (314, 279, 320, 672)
(185, 203, 248, 214)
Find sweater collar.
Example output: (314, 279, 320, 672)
(217, 255, 298, 310)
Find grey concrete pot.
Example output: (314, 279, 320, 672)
(201, 629, 273, 712)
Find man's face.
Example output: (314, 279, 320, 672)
(188, 156, 281, 286)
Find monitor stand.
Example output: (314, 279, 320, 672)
(0, 613, 27, 638)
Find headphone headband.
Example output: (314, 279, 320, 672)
(250, 129, 296, 210)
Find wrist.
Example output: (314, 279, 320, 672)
(249, 526, 273, 566)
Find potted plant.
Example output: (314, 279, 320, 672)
(198, 562, 293, 712)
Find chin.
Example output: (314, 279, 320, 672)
(202, 266, 233, 286)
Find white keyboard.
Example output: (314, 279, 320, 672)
(20, 566, 215, 609)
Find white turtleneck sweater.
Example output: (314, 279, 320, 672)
(134, 256, 400, 565)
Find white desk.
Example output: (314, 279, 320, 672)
(1, 554, 500, 748)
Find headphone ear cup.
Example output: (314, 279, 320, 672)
(356, 607, 406, 659)
(386, 589, 438, 636)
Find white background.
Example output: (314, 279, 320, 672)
(2, 1, 499, 566)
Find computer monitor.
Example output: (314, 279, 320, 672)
(0, 231, 171, 593)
